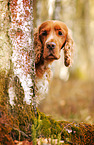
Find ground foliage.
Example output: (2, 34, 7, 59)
(0, 78, 94, 144)
(0, 99, 94, 145)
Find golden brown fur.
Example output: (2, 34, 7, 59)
(34, 20, 74, 79)
(34, 20, 74, 103)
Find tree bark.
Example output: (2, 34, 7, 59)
(0, 0, 11, 104)
(0, 0, 35, 106)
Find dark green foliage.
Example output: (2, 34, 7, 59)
(31, 115, 42, 144)
(50, 119, 62, 138)
(31, 124, 37, 145)
(57, 134, 61, 145)
(41, 118, 51, 138)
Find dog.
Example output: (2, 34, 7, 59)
(34, 20, 74, 103)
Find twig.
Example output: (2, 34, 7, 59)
(0, 122, 29, 138)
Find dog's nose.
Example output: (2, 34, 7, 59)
(46, 42, 56, 50)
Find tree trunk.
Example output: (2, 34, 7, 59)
(0, 0, 12, 104)
(0, 0, 35, 106)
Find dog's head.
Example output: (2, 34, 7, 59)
(34, 20, 74, 66)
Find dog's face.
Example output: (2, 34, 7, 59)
(34, 20, 74, 67)
(39, 20, 68, 61)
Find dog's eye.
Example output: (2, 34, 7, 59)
(58, 31, 63, 36)
(42, 30, 47, 36)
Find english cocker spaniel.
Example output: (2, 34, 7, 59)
(35, 20, 74, 103)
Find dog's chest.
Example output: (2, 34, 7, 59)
(35, 65, 52, 103)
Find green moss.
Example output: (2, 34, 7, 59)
(0, 101, 94, 144)
(57, 133, 61, 145)
(41, 118, 51, 138)
(31, 124, 37, 145)
(0, 88, 94, 144)
(0, 104, 14, 145)
(50, 119, 62, 137)
(60, 122, 94, 145)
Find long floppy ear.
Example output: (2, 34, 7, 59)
(34, 28, 42, 64)
(64, 29, 74, 67)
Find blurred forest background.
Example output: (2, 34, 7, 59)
(33, 0, 94, 124)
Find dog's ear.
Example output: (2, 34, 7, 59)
(34, 28, 42, 64)
(64, 29, 74, 67)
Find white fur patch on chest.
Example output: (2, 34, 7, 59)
(35, 65, 52, 104)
